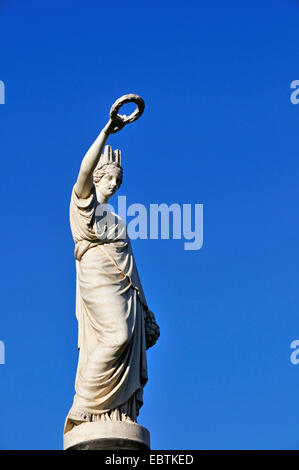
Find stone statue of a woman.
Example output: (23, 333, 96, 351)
(63, 95, 159, 449)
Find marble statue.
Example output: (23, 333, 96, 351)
(63, 95, 160, 448)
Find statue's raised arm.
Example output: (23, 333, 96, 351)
(74, 94, 145, 199)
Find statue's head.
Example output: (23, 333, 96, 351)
(93, 145, 123, 200)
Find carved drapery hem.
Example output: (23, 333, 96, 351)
(64, 389, 143, 434)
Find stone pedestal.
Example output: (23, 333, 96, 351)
(63, 421, 150, 450)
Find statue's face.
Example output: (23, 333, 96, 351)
(96, 167, 122, 199)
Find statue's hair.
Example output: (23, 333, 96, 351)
(93, 163, 123, 188)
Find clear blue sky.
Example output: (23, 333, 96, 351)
(0, 0, 299, 450)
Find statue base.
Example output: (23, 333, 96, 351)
(63, 421, 150, 450)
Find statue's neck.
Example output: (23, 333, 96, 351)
(95, 187, 110, 204)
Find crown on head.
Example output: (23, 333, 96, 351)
(97, 145, 122, 170)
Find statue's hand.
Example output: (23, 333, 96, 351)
(104, 117, 126, 135)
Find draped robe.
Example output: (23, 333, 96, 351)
(64, 185, 148, 433)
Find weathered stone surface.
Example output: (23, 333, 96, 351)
(64, 421, 150, 450)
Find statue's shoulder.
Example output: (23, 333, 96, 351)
(70, 184, 96, 212)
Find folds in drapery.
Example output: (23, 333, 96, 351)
(64, 186, 148, 434)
